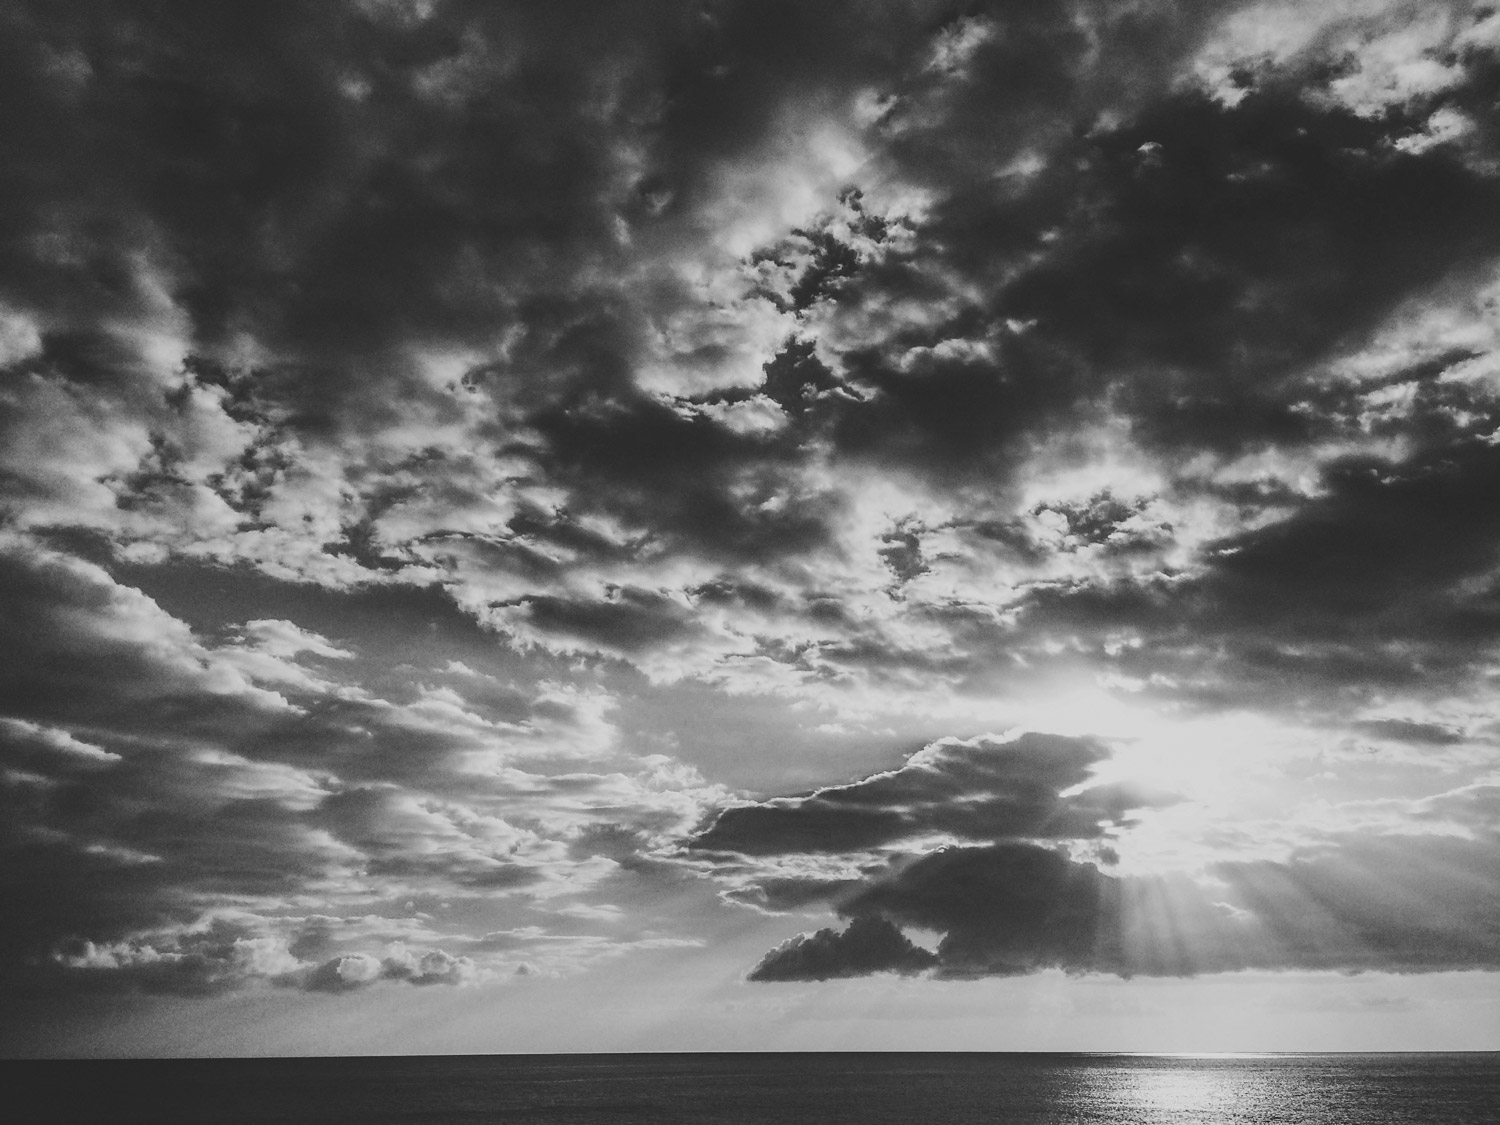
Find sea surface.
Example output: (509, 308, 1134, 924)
(5, 1052, 1498, 1124)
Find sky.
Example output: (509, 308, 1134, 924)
(3, 0, 1500, 1058)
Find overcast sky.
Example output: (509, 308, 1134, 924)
(4, 0, 1500, 1057)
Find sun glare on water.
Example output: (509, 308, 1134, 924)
(1072, 1059, 1271, 1122)
(1118, 1066, 1240, 1116)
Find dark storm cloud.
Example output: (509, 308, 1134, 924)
(692, 733, 1169, 856)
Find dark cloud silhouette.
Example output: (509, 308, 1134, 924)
(748, 915, 937, 981)
(742, 830, 1500, 981)
(719, 731, 1500, 982)
(693, 733, 1170, 856)
(846, 843, 1112, 979)
(1353, 719, 1464, 746)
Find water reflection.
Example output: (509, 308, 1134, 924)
(1066, 1056, 1297, 1123)
(1103, 1060, 1246, 1118)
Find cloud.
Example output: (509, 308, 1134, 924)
(687, 735, 1130, 979)
(303, 943, 479, 992)
(1353, 718, 1465, 746)
(0, 717, 120, 771)
(47, 910, 485, 996)
(692, 732, 1170, 856)
(725, 768, 1500, 981)
(0, 534, 295, 725)
(1007, 431, 1500, 714)
(0, 532, 730, 1002)
(732, 828, 1500, 982)
(304, 953, 386, 994)
(52, 915, 308, 997)
(0, 0, 1249, 678)
(1, 0, 1496, 704)
(840, 843, 1112, 979)
(378, 944, 478, 987)
(8, 0, 1500, 1042)
(748, 915, 937, 981)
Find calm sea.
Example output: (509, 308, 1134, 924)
(4, 1052, 1497, 1123)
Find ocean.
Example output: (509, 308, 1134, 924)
(4, 1052, 1497, 1123)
